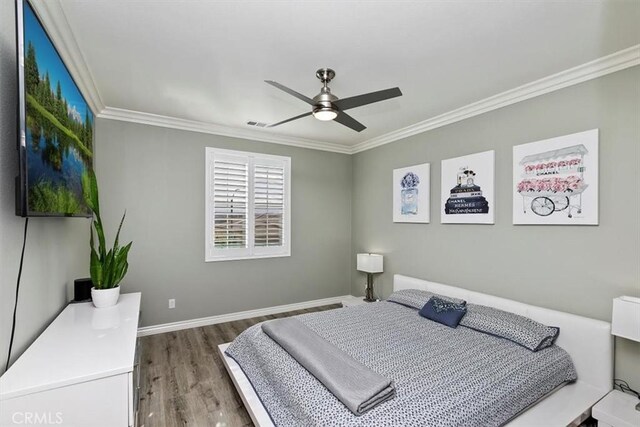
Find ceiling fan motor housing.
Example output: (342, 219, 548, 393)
(312, 86, 338, 120)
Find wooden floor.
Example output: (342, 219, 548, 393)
(138, 304, 342, 427)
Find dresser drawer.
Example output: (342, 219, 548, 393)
(1, 374, 129, 427)
(129, 339, 142, 426)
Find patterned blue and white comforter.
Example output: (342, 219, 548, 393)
(226, 301, 577, 427)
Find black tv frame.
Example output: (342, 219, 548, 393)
(14, 0, 94, 218)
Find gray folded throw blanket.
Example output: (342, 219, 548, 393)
(262, 317, 395, 415)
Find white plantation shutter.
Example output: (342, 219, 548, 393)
(206, 148, 290, 261)
(254, 164, 284, 247)
(213, 159, 248, 248)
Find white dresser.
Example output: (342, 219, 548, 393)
(0, 293, 141, 427)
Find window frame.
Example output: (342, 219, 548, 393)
(205, 147, 291, 262)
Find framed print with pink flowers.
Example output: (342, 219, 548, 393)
(393, 163, 430, 223)
(513, 129, 599, 225)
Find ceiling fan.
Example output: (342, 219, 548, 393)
(264, 68, 402, 132)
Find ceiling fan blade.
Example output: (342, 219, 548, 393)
(334, 111, 366, 132)
(333, 87, 402, 111)
(268, 111, 313, 128)
(265, 80, 314, 105)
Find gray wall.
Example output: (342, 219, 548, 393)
(3, 0, 637, 395)
(351, 66, 640, 387)
(0, 0, 89, 372)
(94, 119, 352, 327)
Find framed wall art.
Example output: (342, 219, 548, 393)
(441, 150, 495, 224)
(513, 129, 599, 225)
(393, 163, 430, 223)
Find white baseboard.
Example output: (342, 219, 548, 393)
(137, 295, 350, 337)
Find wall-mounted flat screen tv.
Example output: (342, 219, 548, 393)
(15, 0, 94, 217)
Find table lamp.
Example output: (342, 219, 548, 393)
(357, 253, 383, 302)
(611, 296, 640, 411)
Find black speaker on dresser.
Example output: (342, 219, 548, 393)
(74, 278, 93, 302)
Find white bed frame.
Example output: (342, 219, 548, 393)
(219, 274, 613, 426)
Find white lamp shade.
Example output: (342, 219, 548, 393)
(357, 253, 383, 273)
(611, 296, 640, 342)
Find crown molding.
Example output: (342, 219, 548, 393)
(30, 0, 638, 156)
(98, 107, 353, 154)
(100, 45, 638, 156)
(350, 44, 640, 154)
(30, 0, 105, 114)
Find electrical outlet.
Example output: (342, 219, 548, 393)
(168, 299, 175, 309)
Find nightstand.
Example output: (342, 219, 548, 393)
(592, 390, 640, 427)
(341, 295, 377, 307)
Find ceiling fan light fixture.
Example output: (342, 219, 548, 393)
(312, 106, 338, 121)
(265, 68, 402, 132)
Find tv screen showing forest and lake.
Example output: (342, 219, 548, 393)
(16, 0, 93, 217)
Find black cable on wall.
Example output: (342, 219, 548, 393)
(5, 217, 28, 373)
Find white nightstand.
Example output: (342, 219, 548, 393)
(592, 390, 640, 427)
(341, 295, 378, 307)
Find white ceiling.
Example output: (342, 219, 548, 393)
(38, 0, 640, 148)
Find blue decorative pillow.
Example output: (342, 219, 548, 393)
(419, 297, 467, 328)
(387, 289, 466, 310)
(459, 304, 560, 352)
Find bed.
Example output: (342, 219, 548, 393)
(219, 274, 613, 426)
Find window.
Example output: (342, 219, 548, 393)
(205, 148, 291, 261)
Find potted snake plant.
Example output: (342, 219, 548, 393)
(82, 170, 132, 308)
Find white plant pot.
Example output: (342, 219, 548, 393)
(91, 286, 120, 308)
